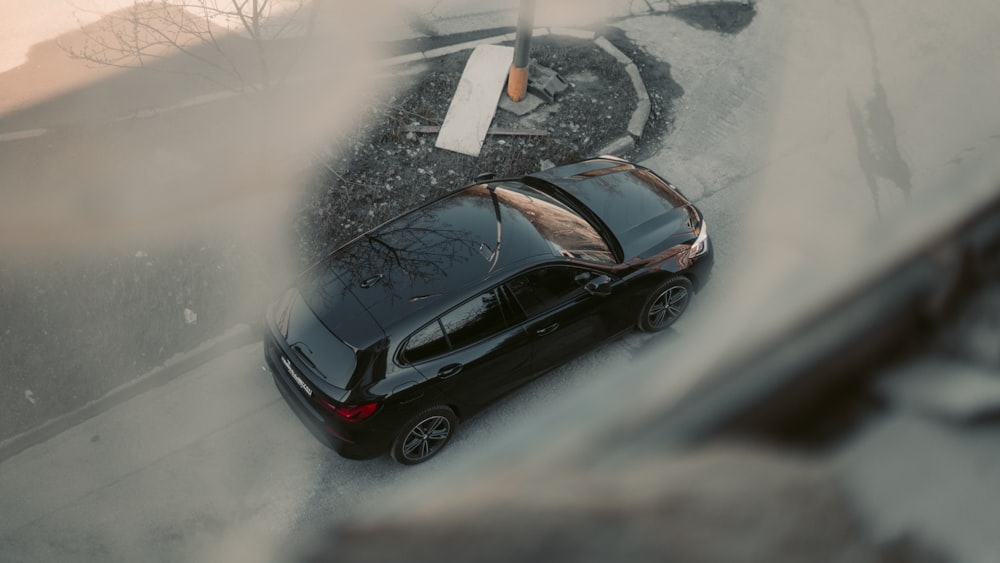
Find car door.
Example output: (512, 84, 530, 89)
(402, 288, 532, 411)
(505, 265, 622, 376)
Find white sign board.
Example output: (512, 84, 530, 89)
(435, 44, 514, 157)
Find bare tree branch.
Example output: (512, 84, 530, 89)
(63, 0, 318, 94)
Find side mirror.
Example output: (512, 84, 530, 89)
(474, 172, 496, 183)
(584, 275, 613, 297)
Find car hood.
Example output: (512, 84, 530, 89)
(529, 162, 697, 259)
(615, 205, 697, 259)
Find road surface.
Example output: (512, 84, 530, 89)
(2, 1, 1000, 561)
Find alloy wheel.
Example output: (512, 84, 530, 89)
(647, 285, 689, 329)
(400, 415, 452, 462)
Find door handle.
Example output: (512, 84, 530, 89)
(535, 323, 559, 336)
(438, 363, 463, 379)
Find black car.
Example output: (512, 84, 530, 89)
(263, 156, 713, 464)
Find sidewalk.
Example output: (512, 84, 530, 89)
(0, 343, 334, 563)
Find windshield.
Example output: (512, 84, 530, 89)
(494, 182, 618, 264)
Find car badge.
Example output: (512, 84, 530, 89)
(281, 356, 313, 396)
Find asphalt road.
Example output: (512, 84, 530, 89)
(3, 0, 1000, 561)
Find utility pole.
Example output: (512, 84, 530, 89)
(507, 0, 535, 101)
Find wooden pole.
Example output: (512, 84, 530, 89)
(507, 0, 535, 101)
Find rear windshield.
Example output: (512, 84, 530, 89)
(286, 293, 357, 389)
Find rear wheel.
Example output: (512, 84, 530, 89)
(637, 276, 693, 332)
(391, 406, 457, 465)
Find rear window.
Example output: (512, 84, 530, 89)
(284, 295, 358, 389)
(403, 321, 449, 364)
(401, 289, 509, 364)
(439, 291, 507, 350)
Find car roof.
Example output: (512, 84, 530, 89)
(298, 182, 558, 348)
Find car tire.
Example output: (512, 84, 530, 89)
(637, 276, 693, 332)
(390, 406, 458, 465)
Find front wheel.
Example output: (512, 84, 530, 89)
(391, 406, 457, 465)
(637, 276, 693, 332)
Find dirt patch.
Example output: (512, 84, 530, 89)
(670, 1, 757, 35)
(294, 35, 642, 262)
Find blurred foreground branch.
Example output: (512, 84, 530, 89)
(63, 0, 318, 92)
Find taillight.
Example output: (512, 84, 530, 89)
(318, 399, 379, 423)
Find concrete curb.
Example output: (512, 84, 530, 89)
(0, 128, 46, 142)
(0, 323, 258, 463)
(594, 37, 651, 155)
(0, 25, 654, 456)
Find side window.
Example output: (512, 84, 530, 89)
(506, 267, 592, 318)
(401, 289, 508, 364)
(440, 289, 507, 350)
(403, 320, 448, 364)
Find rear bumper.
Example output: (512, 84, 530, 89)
(262, 328, 389, 460)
